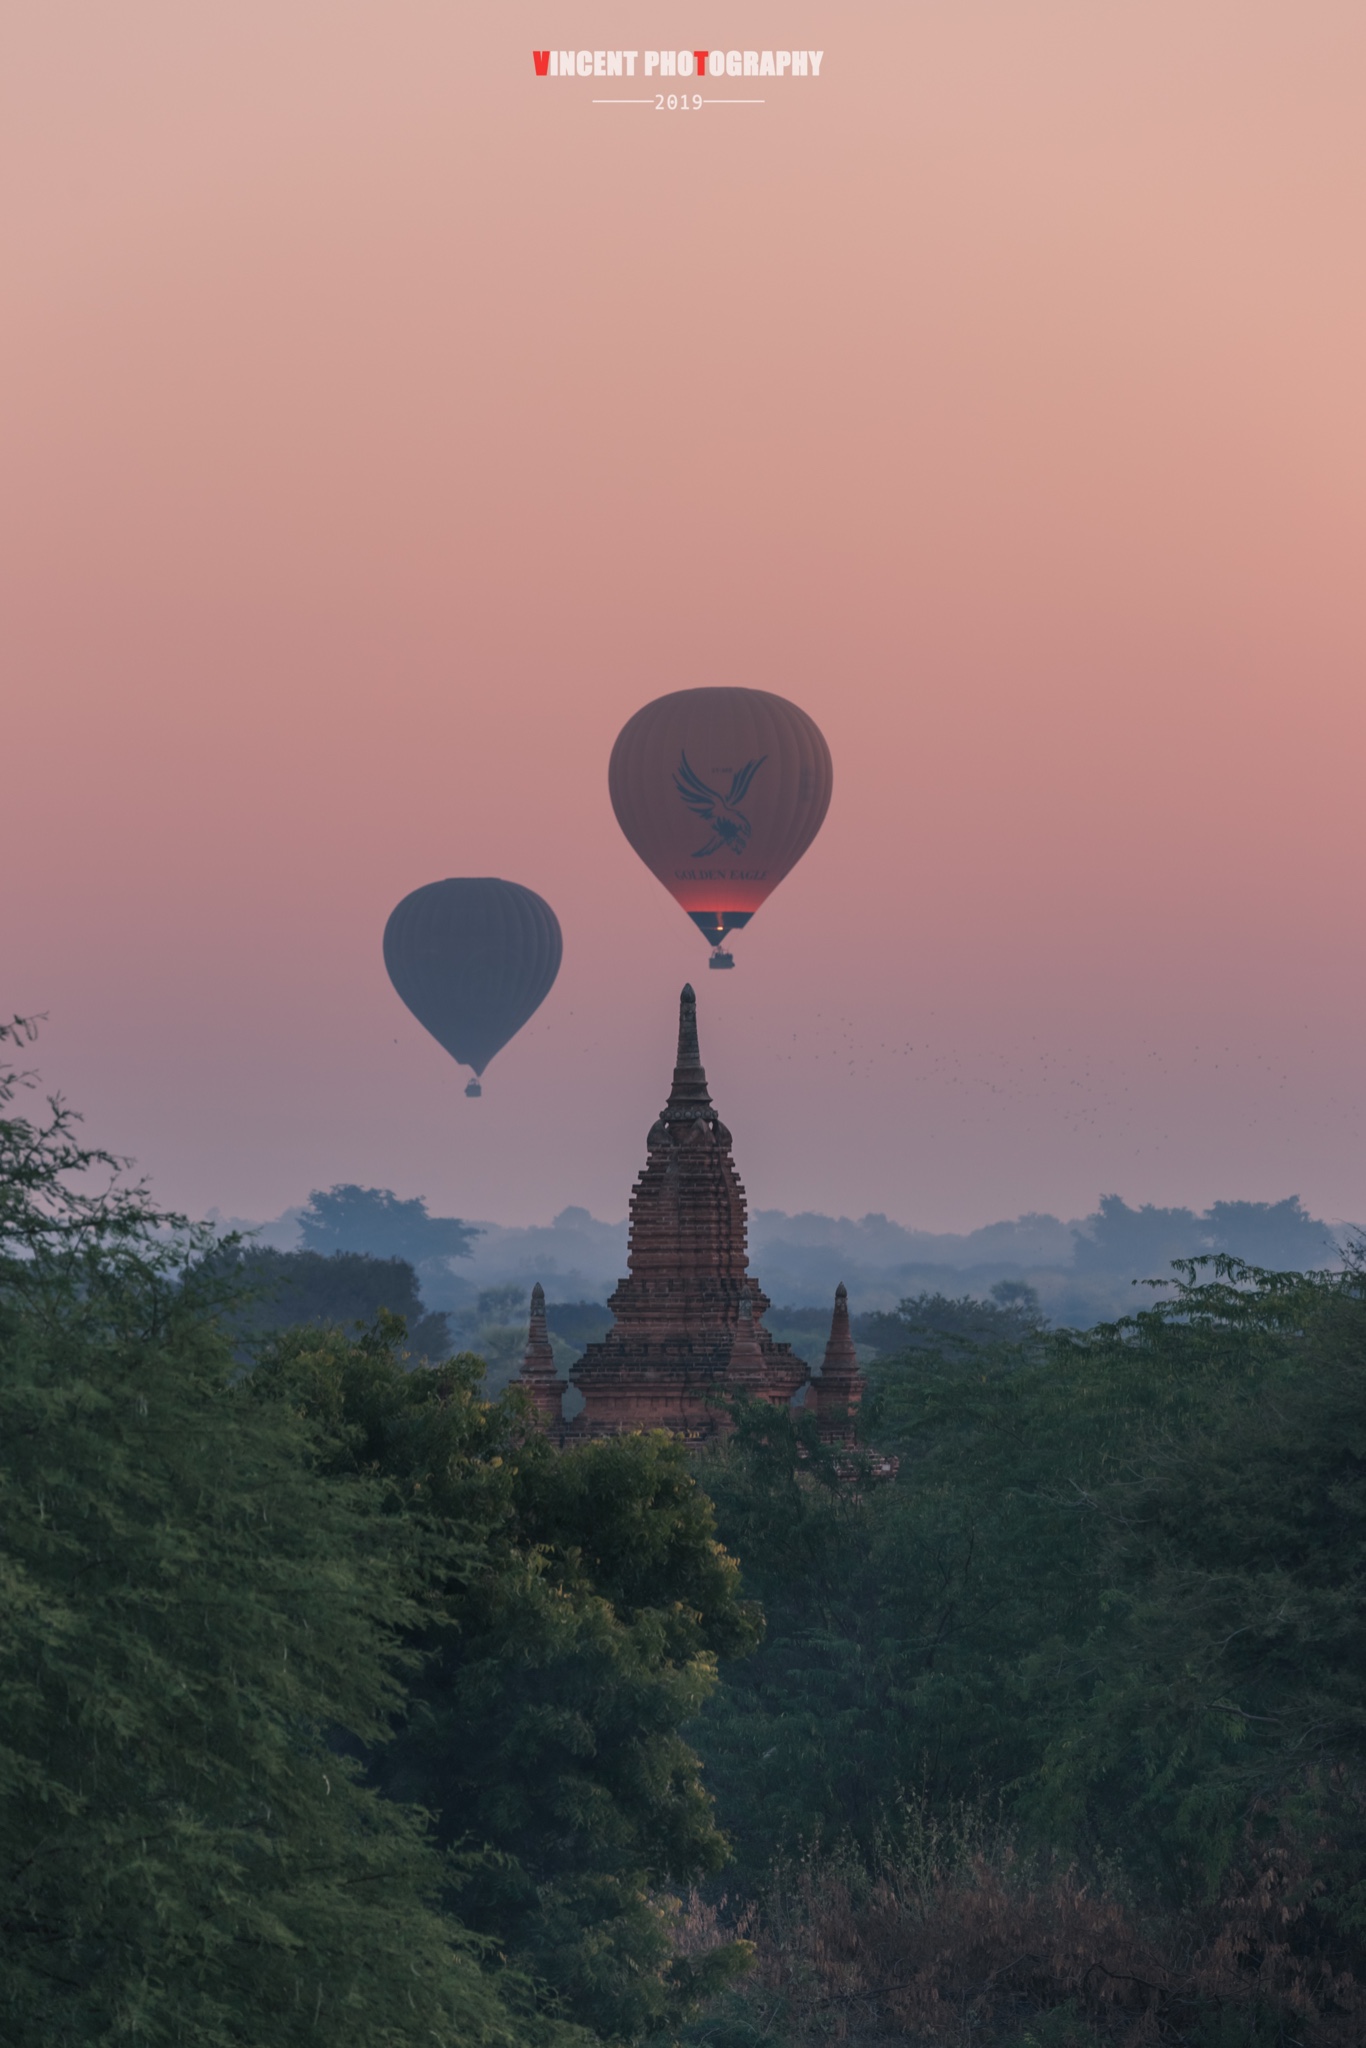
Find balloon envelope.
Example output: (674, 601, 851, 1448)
(609, 687, 833, 949)
(383, 879, 562, 1080)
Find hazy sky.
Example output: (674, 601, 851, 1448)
(5, 3, 1366, 1231)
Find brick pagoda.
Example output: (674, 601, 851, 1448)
(525, 984, 834, 1442)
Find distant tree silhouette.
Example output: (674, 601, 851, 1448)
(298, 1183, 479, 1266)
(856, 1285, 1047, 1358)
(545, 1300, 613, 1353)
(220, 1245, 451, 1361)
(1074, 1192, 1336, 1277)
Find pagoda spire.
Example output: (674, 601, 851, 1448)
(812, 1282, 863, 1445)
(663, 983, 714, 1122)
(518, 1282, 567, 1425)
(568, 987, 808, 1437)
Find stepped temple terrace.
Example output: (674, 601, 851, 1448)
(519, 984, 865, 1446)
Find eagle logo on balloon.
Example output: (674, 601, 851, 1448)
(673, 751, 767, 859)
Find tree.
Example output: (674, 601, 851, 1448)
(691, 1399, 889, 1882)
(1201, 1195, 1337, 1267)
(216, 1242, 452, 1360)
(255, 1321, 760, 2041)
(854, 1282, 1047, 1361)
(298, 1184, 479, 1266)
(1072, 1192, 1337, 1277)
(1021, 1259, 1366, 1907)
(0, 1023, 580, 2048)
(700, 1247, 1366, 1979)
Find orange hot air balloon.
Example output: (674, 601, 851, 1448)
(609, 687, 833, 967)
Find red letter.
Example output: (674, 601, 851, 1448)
(694, 50, 710, 78)
(532, 49, 550, 75)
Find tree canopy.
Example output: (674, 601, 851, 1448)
(10, 1008, 1366, 2045)
(298, 1183, 480, 1266)
(253, 1318, 758, 2039)
(214, 1242, 452, 1360)
(0, 1028, 750, 2045)
(0, 1023, 564, 2047)
(692, 1253, 1366, 2041)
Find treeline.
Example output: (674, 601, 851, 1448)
(6, 1022, 1366, 2045)
(752, 1194, 1341, 1323)
(211, 1235, 597, 1391)
(687, 1264, 1366, 2042)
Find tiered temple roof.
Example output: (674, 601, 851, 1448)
(519, 985, 864, 1446)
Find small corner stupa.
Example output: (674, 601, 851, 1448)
(809, 1281, 864, 1445)
(546, 984, 812, 1440)
(517, 1282, 568, 1425)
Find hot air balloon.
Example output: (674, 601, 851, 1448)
(383, 879, 562, 1096)
(609, 687, 832, 967)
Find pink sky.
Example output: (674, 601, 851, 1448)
(5, 2, 1366, 1232)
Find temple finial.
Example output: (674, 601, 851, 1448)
(664, 984, 713, 1120)
(526, 1282, 551, 1357)
(677, 984, 700, 1067)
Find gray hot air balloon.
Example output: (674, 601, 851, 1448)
(383, 878, 562, 1096)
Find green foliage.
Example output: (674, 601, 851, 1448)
(255, 1322, 760, 2041)
(688, 1258, 1366, 2039)
(762, 1286, 1044, 1373)
(0, 1025, 572, 2046)
(439, 1286, 587, 1397)
(856, 1281, 1048, 1360)
(215, 1242, 452, 1359)
(1021, 1263, 1366, 1908)
(699, 1260, 1366, 1936)
(692, 1400, 906, 1882)
(18, 1002, 1360, 2043)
